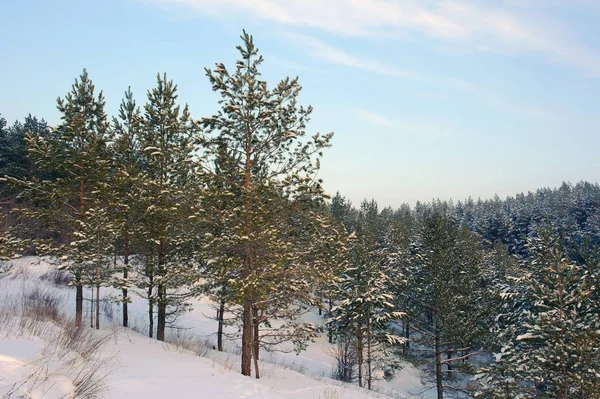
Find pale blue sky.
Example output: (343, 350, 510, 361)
(2, 0, 600, 207)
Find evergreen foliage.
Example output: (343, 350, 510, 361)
(329, 199, 406, 390)
(135, 73, 200, 340)
(198, 30, 338, 377)
(4, 69, 114, 326)
(476, 233, 600, 399)
(410, 203, 488, 398)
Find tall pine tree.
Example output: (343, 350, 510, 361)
(199, 30, 336, 377)
(6, 69, 113, 326)
(136, 73, 200, 340)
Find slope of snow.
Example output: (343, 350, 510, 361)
(0, 257, 429, 398)
(0, 326, 381, 399)
(103, 328, 386, 399)
(0, 337, 76, 398)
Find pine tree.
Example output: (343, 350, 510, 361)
(0, 113, 9, 236)
(411, 202, 487, 399)
(110, 87, 144, 328)
(0, 114, 51, 196)
(477, 233, 600, 398)
(200, 139, 243, 352)
(330, 199, 406, 389)
(199, 30, 336, 377)
(322, 192, 355, 343)
(136, 73, 200, 340)
(5, 69, 114, 326)
(386, 203, 417, 354)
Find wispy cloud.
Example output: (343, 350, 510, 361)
(146, 0, 600, 76)
(355, 109, 395, 129)
(265, 53, 330, 74)
(286, 34, 417, 79)
(286, 33, 476, 94)
(284, 33, 555, 119)
(285, 33, 558, 121)
(354, 109, 464, 140)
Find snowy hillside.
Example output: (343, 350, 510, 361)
(0, 257, 429, 399)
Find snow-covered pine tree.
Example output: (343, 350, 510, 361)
(0, 114, 52, 192)
(135, 73, 201, 341)
(477, 233, 600, 398)
(321, 192, 356, 344)
(198, 139, 244, 352)
(330, 192, 357, 234)
(411, 202, 487, 399)
(199, 30, 336, 378)
(110, 86, 144, 328)
(385, 203, 418, 353)
(0, 114, 6, 137)
(469, 239, 522, 390)
(75, 203, 119, 329)
(330, 199, 406, 390)
(5, 69, 115, 326)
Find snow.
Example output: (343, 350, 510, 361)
(516, 333, 539, 341)
(0, 337, 75, 398)
(0, 257, 428, 398)
(102, 331, 373, 399)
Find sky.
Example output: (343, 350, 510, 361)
(2, 0, 600, 208)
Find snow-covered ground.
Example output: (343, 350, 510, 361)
(0, 257, 432, 398)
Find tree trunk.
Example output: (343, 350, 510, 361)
(95, 283, 100, 329)
(446, 349, 452, 377)
(157, 284, 166, 341)
(95, 267, 100, 330)
(357, 324, 363, 388)
(252, 320, 260, 379)
(253, 306, 260, 362)
(156, 235, 167, 341)
(122, 289, 128, 327)
(75, 273, 83, 327)
(217, 299, 225, 352)
(122, 235, 129, 328)
(90, 285, 94, 328)
(405, 315, 410, 350)
(434, 305, 443, 399)
(148, 286, 154, 339)
(328, 296, 333, 344)
(241, 303, 253, 376)
(241, 117, 254, 377)
(403, 314, 410, 354)
(366, 316, 372, 390)
(77, 179, 85, 327)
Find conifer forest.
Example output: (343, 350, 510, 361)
(1, 31, 600, 399)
